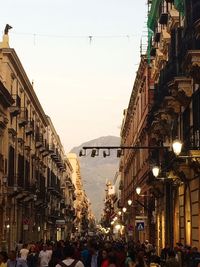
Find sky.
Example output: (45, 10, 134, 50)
(1, 0, 147, 153)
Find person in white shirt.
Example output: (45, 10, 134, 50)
(55, 244, 84, 267)
(39, 244, 52, 267)
(20, 244, 29, 260)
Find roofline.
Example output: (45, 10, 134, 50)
(1, 48, 49, 126)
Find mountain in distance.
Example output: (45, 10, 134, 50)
(71, 136, 120, 220)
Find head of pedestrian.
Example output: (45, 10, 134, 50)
(42, 244, 47, 251)
(101, 249, 108, 260)
(30, 245, 36, 253)
(168, 250, 176, 258)
(63, 245, 75, 259)
(89, 242, 98, 254)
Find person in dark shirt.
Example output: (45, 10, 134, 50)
(165, 250, 179, 267)
(7, 251, 28, 267)
(27, 245, 38, 267)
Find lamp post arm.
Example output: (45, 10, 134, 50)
(82, 146, 170, 150)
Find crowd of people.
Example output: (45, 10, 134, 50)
(0, 239, 200, 267)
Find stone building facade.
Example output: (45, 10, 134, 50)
(120, 0, 200, 251)
(120, 55, 155, 243)
(0, 30, 76, 250)
(66, 153, 92, 237)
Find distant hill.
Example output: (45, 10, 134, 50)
(71, 136, 120, 220)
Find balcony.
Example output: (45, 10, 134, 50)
(50, 148, 57, 160)
(167, 7, 179, 32)
(9, 94, 21, 116)
(48, 143, 55, 153)
(169, 77, 192, 106)
(18, 108, 28, 126)
(35, 133, 43, 148)
(42, 143, 50, 157)
(159, 13, 168, 25)
(192, 0, 200, 26)
(25, 120, 34, 135)
(184, 50, 200, 83)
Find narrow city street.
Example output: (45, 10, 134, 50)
(1, 0, 200, 267)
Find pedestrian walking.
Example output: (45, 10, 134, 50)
(88, 241, 101, 267)
(55, 244, 84, 267)
(20, 244, 29, 261)
(27, 245, 38, 267)
(15, 241, 23, 256)
(100, 249, 109, 267)
(165, 250, 179, 267)
(135, 250, 147, 267)
(0, 251, 8, 267)
(39, 244, 52, 267)
(7, 251, 28, 267)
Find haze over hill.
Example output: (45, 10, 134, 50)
(71, 136, 120, 220)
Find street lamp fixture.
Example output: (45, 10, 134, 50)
(79, 145, 170, 158)
(79, 149, 86, 157)
(172, 139, 200, 158)
(172, 139, 183, 156)
(103, 149, 110, 158)
(152, 165, 160, 178)
(91, 149, 99, 157)
(128, 199, 132, 206)
(117, 149, 123, 158)
(122, 207, 127, 213)
(136, 186, 142, 195)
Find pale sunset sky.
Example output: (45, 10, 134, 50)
(1, 0, 147, 152)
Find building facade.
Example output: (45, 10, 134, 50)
(0, 29, 76, 250)
(147, 0, 200, 251)
(120, 55, 155, 243)
(67, 153, 92, 237)
(119, 0, 200, 252)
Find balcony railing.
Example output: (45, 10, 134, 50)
(35, 133, 44, 148)
(183, 126, 200, 149)
(9, 94, 21, 116)
(192, 0, 200, 25)
(181, 30, 200, 62)
(25, 120, 34, 135)
(48, 143, 55, 153)
(19, 108, 28, 126)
